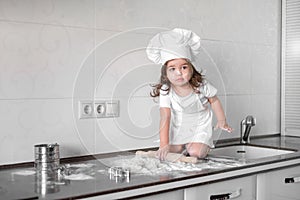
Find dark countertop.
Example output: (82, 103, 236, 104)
(1, 135, 300, 200)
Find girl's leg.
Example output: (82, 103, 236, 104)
(185, 143, 210, 158)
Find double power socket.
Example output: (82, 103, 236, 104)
(79, 100, 119, 119)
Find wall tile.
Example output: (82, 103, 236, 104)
(0, 21, 94, 99)
(94, 96, 159, 153)
(95, 0, 190, 31)
(201, 40, 252, 95)
(0, 0, 95, 28)
(190, 0, 280, 45)
(251, 44, 280, 95)
(250, 94, 280, 136)
(94, 29, 160, 98)
(0, 99, 92, 164)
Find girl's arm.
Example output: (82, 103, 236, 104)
(208, 96, 232, 132)
(157, 107, 171, 159)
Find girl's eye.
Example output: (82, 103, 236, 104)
(182, 65, 188, 70)
(168, 68, 176, 72)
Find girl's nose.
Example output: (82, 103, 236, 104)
(175, 69, 182, 75)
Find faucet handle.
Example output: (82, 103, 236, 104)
(245, 115, 256, 126)
(240, 115, 256, 144)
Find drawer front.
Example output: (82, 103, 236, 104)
(185, 175, 256, 200)
(131, 189, 184, 200)
(257, 165, 300, 200)
(85, 189, 184, 200)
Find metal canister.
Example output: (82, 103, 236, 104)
(35, 170, 60, 195)
(34, 143, 60, 171)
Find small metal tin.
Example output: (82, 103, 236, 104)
(35, 170, 60, 195)
(34, 143, 60, 171)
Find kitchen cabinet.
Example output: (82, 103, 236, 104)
(131, 189, 184, 200)
(257, 165, 300, 200)
(185, 175, 256, 200)
(84, 189, 184, 200)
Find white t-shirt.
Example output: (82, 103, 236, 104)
(159, 81, 217, 147)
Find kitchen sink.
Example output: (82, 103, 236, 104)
(208, 144, 296, 160)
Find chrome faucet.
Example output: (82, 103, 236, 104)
(240, 115, 256, 144)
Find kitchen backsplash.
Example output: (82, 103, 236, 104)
(0, 0, 281, 165)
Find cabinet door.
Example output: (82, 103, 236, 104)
(85, 189, 184, 200)
(131, 189, 184, 200)
(185, 175, 256, 200)
(257, 165, 300, 200)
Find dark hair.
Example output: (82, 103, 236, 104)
(150, 60, 204, 97)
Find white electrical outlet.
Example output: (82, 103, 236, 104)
(94, 101, 106, 118)
(79, 100, 119, 119)
(79, 101, 94, 119)
(95, 100, 119, 118)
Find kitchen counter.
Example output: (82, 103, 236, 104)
(1, 135, 300, 200)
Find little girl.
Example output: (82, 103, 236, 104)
(147, 28, 232, 160)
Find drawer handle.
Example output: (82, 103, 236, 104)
(210, 188, 241, 200)
(285, 176, 300, 183)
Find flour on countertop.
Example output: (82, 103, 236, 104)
(12, 170, 36, 176)
(67, 163, 95, 168)
(64, 173, 94, 180)
(109, 155, 243, 175)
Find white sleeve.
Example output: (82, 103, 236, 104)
(159, 88, 171, 108)
(159, 93, 171, 108)
(201, 81, 218, 98)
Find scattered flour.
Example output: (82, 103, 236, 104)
(61, 162, 96, 180)
(67, 163, 95, 168)
(97, 169, 106, 174)
(64, 173, 94, 180)
(110, 156, 199, 175)
(12, 170, 36, 176)
(109, 155, 244, 175)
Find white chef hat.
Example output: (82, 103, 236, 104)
(146, 28, 201, 65)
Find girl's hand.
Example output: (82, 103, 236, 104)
(215, 120, 233, 133)
(156, 145, 170, 160)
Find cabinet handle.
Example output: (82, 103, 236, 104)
(210, 188, 241, 200)
(285, 176, 300, 183)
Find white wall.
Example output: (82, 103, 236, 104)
(0, 0, 281, 165)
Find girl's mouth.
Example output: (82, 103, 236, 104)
(176, 78, 184, 82)
(176, 78, 183, 81)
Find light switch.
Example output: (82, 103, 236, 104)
(105, 101, 119, 117)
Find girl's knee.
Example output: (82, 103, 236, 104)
(188, 149, 208, 158)
(187, 144, 210, 158)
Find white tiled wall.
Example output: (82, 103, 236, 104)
(0, 0, 281, 165)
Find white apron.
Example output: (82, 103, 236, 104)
(159, 81, 217, 147)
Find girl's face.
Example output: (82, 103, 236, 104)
(165, 58, 192, 87)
